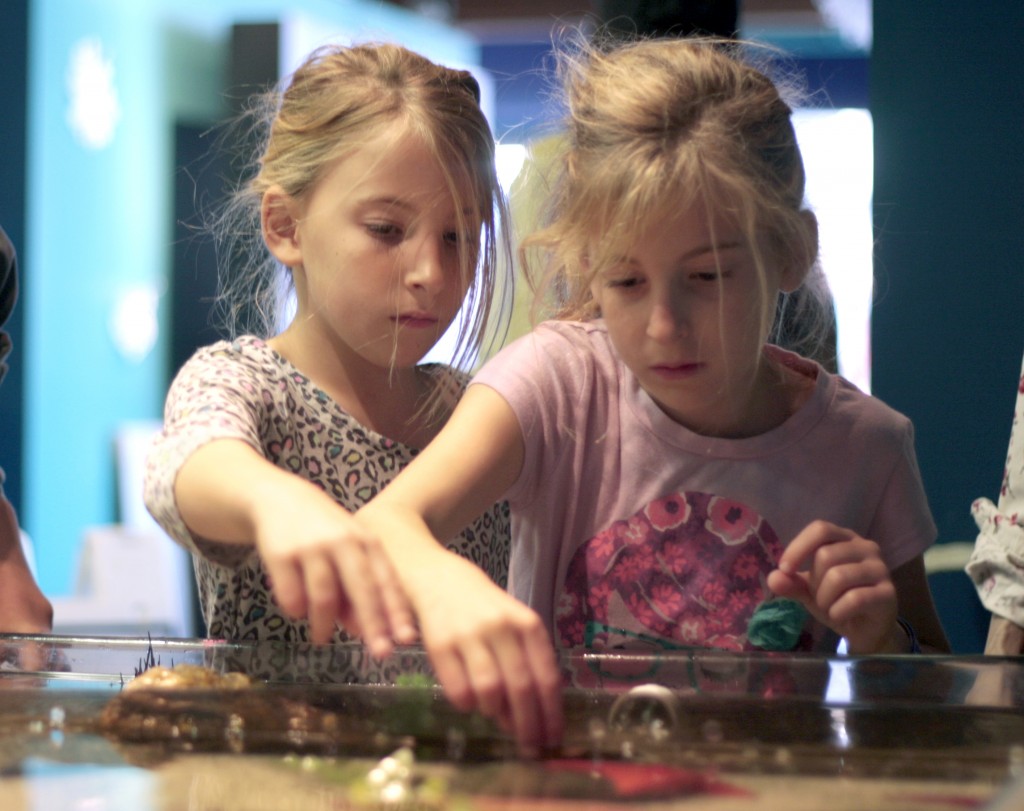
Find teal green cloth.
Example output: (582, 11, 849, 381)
(747, 599, 808, 651)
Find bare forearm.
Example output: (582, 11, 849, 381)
(0, 496, 52, 633)
(892, 556, 951, 654)
(357, 499, 455, 600)
(174, 438, 313, 546)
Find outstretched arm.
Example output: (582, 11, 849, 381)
(767, 520, 950, 654)
(358, 384, 564, 750)
(174, 438, 416, 656)
(0, 494, 52, 634)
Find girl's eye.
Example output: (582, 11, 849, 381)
(366, 222, 403, 241)
(444, 228, 480, 248)
(609, 276, 642, 289)
(691, 270, 725, 282)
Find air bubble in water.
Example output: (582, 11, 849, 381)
(225, 713, 246, 754)
(608, 684, 680, 735)
(48, 706, 66, 730)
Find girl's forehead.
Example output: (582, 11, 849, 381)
(588, 196, 745, 255)
(319, 129, 477, 210)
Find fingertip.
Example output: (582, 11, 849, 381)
(775, 557, 797, 574)
(445, 686, 476, 713)
(369, 635, 393, 660)
(395, 622, 419, 646)
(309, 621, 332, 646)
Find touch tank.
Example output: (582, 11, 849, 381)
(1, 633, 1023, 810)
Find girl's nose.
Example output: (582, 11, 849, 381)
(406, 237, 447, 295)
(646, 299, 688, 342)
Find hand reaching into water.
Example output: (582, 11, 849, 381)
(249, 477, 419, 657)
(176, 439, 418, 658)
(407, 548, 565, 752)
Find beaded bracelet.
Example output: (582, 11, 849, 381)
(896, 617, 921, 653)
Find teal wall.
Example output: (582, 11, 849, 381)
(871, 5, 1024, 650)
(0, 0, 29, 515)
(24, 0, 478, 595)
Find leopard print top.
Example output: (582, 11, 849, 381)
(144, 337, 510, 658)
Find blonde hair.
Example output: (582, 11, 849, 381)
(211, 42, 510, 371)
(523, 35, 824, 353)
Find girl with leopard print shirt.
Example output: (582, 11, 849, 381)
(143, 43, 523, 702)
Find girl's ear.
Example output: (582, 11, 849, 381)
(779, 210, 819, 293)
(261, 186, 303, 268)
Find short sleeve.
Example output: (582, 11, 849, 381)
(867, 419, 939, 571)
(470, 324, 596, 507)
(143, 342, 268, 560)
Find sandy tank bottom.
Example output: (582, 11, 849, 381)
(0, 746, 1010, 811)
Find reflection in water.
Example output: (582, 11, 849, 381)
(23, 760, 155, 811)
(829, 708, 851, 750)
(825, 657, 854, 704)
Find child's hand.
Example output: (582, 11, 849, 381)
(251, 484, 418, 656)
(767, 520, 902, 654)
(408, 550, 564, 753)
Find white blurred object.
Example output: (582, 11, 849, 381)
(812, 0, 872, 50)
(50, 420, 194, 637)
(793, 108, 874, 393)
(19, 529, 37, 577)
(66, 37, 121, 150)
(50, 525, 193, 637)
(924, 542, 975, 574)
(114, 419, 165, 533)
(109, 284, 160, 363)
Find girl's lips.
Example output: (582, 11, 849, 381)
(650, 362, 703, 380)
(394, 313, 438, 329)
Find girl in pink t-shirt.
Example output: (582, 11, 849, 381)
(352, 36, 951, 747)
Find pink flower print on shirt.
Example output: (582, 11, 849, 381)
(555, 490, 809, 653)
(648, 494, 691, 530)
(727, 588, 756, 616)
(677, 615, 707, 644)
(659, 537, 691, 576)
(626, 590, 660, 628)
(587, 531, 617, 570)
(650, 578, 685, 617)
(699, 579, 728, 608)
(732, 551, 763, 581)
(587, 579, 615, 614)
(555, 590, 586, 645)
(617, 513, 652, 546)
(612, 544, 657, 584)
(706, 497, 760, 545)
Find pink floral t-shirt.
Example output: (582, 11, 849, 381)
(471, 320, 936, 654)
